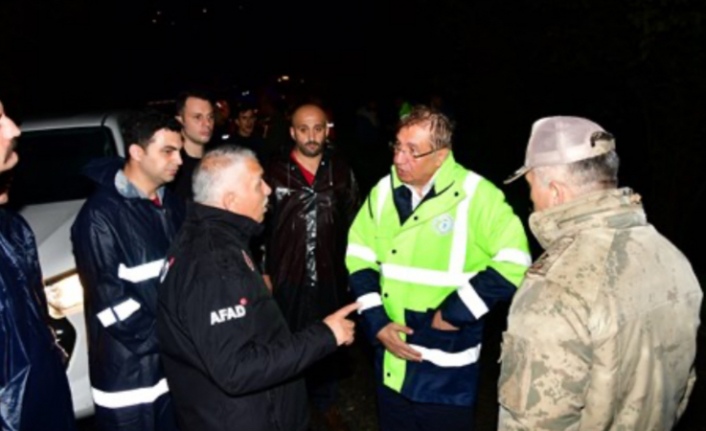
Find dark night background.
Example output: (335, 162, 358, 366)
(2, 0, 705, 429)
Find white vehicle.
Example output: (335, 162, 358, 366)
(12, 112, 125, 419)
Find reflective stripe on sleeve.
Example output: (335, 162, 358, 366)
(96, 298, 142, 328)
(457, 282, 489, 319)
(410, 343, 481, 367)
(117, 259, 165, 283)
(92, 378, 169, 409)
(381, 263, 477, 287)
(357, 292, 383, 313)
(97, 308, 117, 327)
(493, 248, 532, 267)
(346, 244, 377, 263)
(112, 298, 141, 321)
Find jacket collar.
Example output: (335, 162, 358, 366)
(83, 157, 165, 201)
(115, 169, 165, 201)
(529, 187, 647, 250)
(186, 201, 264, 240)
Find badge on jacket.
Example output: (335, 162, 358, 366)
(433, 213, 454, 235)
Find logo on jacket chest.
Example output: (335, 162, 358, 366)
(433, 213, 454, 235)
(211, 298, 248, 325)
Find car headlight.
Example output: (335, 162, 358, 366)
(45, 269, 84, 318)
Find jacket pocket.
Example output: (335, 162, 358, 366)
(497, 332, 532, 413)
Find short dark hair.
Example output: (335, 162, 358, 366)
(233, 101, 257, 117)
(120, 109, 181, 159)
(175, 89, 214, 115)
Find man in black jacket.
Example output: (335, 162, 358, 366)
(157, 145, 358, 431)
(171, 89, 215, 201)
(263, 104, 360, 430)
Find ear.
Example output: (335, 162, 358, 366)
(433, 148, 450, 167)
(289, 126, 296, 141)
(549, 180, 569, 206)
(175, 114, 184, 125)
(222, 189, 238, 212)
(128, 143, 145, 161)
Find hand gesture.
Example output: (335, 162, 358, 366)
(323, 302, 360, 346)
(376, 322, 422, 362)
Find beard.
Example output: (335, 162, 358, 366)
(297, 140, 325, 157)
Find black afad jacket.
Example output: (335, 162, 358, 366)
(157, 203, 338, 431)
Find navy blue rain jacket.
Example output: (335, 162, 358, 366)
(1, 209, 76, 431)
(70, 158, 183, 431)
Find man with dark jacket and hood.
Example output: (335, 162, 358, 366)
(71, 110, 184, 431)
(1, 100, 76, 431)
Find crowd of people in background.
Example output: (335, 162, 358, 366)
(1, 79, 702, 431)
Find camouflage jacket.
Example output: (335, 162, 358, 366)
(498, 188, 702, 431)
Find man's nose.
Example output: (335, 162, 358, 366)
(393, 149, 407, 164)
(263, 180, 272, 196)
(174, 151, 183, 165)
(1, 117, 21, 140)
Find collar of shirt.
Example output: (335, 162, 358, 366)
(115, 169, 165, 202)
(403, 171, 439, 210)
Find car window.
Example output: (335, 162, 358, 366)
(9, 126, 119, 207)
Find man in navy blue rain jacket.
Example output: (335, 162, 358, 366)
(71, 110, 184, 431)
(1, 99, 77, 431)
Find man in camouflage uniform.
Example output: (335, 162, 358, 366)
(498, 116, 703, 430)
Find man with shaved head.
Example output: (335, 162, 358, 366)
(262, 103, 360, 431)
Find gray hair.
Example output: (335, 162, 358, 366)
(534, 150, 620, 194)
(192, 145, 258, 204)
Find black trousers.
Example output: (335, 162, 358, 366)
(376, 384, 475, 431)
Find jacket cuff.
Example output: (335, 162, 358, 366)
(312, 321, 341, 354)
(360, 307, 391, 346)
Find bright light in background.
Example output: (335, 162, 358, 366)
(203, 8, 208, 13)
(277, 75, 290, 83)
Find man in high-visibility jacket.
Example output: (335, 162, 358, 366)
(346, 105, 530, 431)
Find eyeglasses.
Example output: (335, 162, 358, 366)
(389, 142, 437, 159)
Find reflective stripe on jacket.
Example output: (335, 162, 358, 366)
(347, 153, 530, 406)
